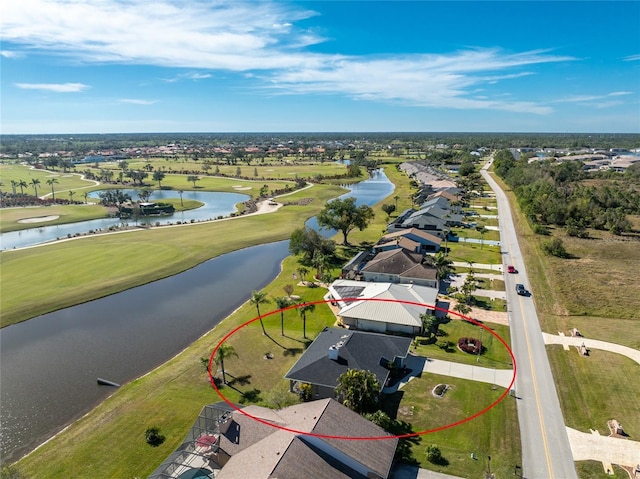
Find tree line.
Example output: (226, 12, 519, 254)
(493, 149, 640, 236)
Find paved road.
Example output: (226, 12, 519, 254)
(481, 161, 578, 479)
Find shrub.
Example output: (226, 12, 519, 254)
(145, 426, 165, 447)
(425, 445, 443, 463)
(457, 337, 482, 354)
(541, 237, 568, 258)
(532, 224, 550, 235)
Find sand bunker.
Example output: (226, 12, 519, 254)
(232, 186, 252, 190)
(18, 215, 60, 224)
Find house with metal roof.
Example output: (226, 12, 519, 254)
(326, 279, 438, 335)
(284, 327, 412, 402)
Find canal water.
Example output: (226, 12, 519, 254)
(0, 170, 394, 462)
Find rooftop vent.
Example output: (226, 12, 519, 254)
(328, 345, 339, 361)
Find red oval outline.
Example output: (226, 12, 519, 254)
(208, 298, 516, 440)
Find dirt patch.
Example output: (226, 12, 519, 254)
(17, 215, 59, 223)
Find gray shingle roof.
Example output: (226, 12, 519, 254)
(284, 328, 412, 389)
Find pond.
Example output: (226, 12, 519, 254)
(0, 169, 394, 462)
(0, 190, 249, 250)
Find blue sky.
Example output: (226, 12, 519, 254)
(1, 1, 639, 134)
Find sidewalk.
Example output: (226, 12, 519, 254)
(566, 427, 640, 469)
(391, 464, 465, 479)
(448, 273, 507, 301)
(383, 353, 514, 394)
(542, 333, 640, 366)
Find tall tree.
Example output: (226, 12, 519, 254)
(297, 302, 315, 339)
(273, 296, 291, 336)
(250, 290, 271, 335)
(434, 251, 454, 281)
(317, 197, 375, 245)
(187, 175, 200, 188)
(214, 343, 238, 385)
(177, 190, 184, 207)
(335, 369, 381, 414)
(289, 227, 335, 265)
(381, 203, 396, 219)
(46, 178, 59, 200)
(153, 170, 165, 188)
(17, 180, 27, 194)
(30, 178, 41, 197)
(476, 226, 488, 249)
(420, 312, 441, 338)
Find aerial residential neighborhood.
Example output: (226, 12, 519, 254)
(2, 1, 639, 478)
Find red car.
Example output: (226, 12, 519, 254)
(507, 265, 516, 273)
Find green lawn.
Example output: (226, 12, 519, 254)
(413, 320, 514, 369)
(385, 373, 520, 478)
(0, 163, 93, 196)
(547, 346, 640, 439)
(14, 251, 520, 478)
(0, 183, 347, 326)
(448, 243, 502, 265)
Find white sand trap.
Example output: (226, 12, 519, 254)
(18, 215, 60, 224)
(46, 174, 60, 177)
(232, 186, 252, 190)
(267, 169, 275, 171)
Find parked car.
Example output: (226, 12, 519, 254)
(507, 265, 516, 274)
(515, 283, 527, 295)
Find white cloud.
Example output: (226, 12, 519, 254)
(268, 50, 567, 114)
(15, 82, 89, 92)
(119, 99, 157, 105)
(623, 54, 640, 61)
(555, 91, 634, 104)
(1, 50, 22, 58)
(1, 1, 572, 114)
(162, 72, 212, 82)
(0, 0, 323, 70)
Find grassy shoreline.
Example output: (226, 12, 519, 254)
(0, 183, 347, 327)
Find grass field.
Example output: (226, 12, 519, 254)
(489, 169, 640, 474)
(0, 183, 347, 326)
(547, 346, 640, 439)
(14, 253, 520, 477)
(413, 320, 513, 369)
(0, 163, 94, 196)
(387, 373, 520, 478)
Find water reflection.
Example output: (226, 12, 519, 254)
(0, 169, 394, 462)
(1, 190, 248, 250)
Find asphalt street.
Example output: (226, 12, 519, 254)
(481, 161, 578, 479)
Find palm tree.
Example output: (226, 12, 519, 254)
(10, 180, 17, 194)
(297, 302, 315, 339)
(335, 369, 381, 414)
(394, 195, 400, 210)
(31, 178, 41, 197)
(250, 290, 271, 335)
(17, 180, 27, 194)
(273, 296, 291, 336)
(68, 190, 76, 203)
(178, 190, 184, 207)
(477, 226, 489, 249)
(214, 343, 238, 385)
(46, 178, 59, 200)
(434, 251, 454, 281)
(297, 267, 309, 284)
